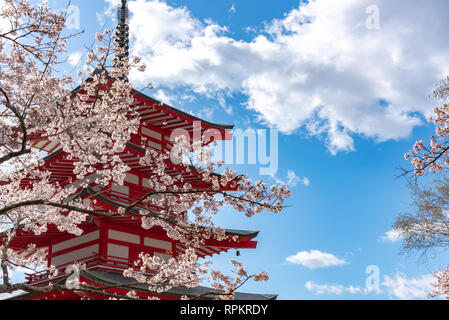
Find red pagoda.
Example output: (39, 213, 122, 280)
(1, 0, 276, 301)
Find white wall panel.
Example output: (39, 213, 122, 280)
(107, 243, 129, 259)
(52, 231, 99, 253)
(144, 237, 172, 251)
(51, 244, 98, 267)
(108, 229, 140, 244)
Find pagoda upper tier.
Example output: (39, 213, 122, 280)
(23, 85, 237, 190)
(28, 88, 233, 155)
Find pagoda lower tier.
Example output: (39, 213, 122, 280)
(7, 187, 259, 289)
(3, 269, 278, 300)
(21, 222, 259, 287)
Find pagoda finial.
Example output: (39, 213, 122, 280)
(115, 0, 129, 62)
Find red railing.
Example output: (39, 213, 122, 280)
(106, 186, 170, 214)
(25, 254, 135, 285)
(108, 187, 144, 204)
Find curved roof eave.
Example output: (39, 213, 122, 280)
(131, 89, 234, 131)
(72, 186, 259, 239)
(71, 76, 234, 131)
(81, 269, 277, 300)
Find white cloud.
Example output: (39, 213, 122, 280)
(97, 0, 121, 25)
(382, 272, 435, 300)
(0, 0, 10, 32)
(68, 51, 83, 67)
(125, 0, 449, 154)
(272, 170, 310, 187)
(305, 281, 362, 295)
(197, 108, 214, 121)
(154, 89, 175, 105)
(381, 222, 449, 244)
(305, 272, 439, 299)
(381, 229, 403, 243)
(303, 177, 311, 186)
(287, 170, 300, 186)
(287, 170, 310, 187)
(286, 250, 347, 269)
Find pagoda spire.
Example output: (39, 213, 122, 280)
(115, 0, 129, 62)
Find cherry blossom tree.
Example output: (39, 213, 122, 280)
(429, 268, 449, 299)
(402, 77, 449, 299)
(0, 0, 290, 299)
(405, 77, 449, 176)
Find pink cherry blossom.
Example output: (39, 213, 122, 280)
(0, 0, 290, 299)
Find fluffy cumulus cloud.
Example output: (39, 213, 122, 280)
(380, 229, 403, 243)
(121, 0, 449, 154)
(271, 170, 310, 187)
(382, 273, 436, 300)
(68, 51, 83, 67)
(286, 250, 347, 269)
(97, 0, 122, 25)
(305, 272, 437, 299)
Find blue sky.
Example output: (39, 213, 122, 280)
(40, 0, 449, 299)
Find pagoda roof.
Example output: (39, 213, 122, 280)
(25, 137, 240, 191)
(131, 88, 234, 132)
(1, 269, 277, 300)
(75, 68, 234, 131)
(71, 186, 259, 239)
(29, 83, 234, 154)
(7, 185, 259, 254)
(83, 269, 278, 300)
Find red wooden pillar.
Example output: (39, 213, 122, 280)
(47, 244, 52, 267)
(99, 222, 107, 260)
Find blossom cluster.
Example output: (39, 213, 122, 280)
(405, 77, 449, 175)
(0, 0, 290, 299)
